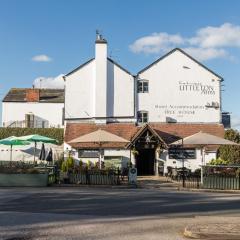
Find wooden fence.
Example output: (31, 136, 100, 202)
(62, 169, 122, 185)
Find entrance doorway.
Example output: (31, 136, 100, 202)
(136, 149, 155, 175)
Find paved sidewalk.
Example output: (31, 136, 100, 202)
(137, 176, 179, 189)
(184, 222, 240, 239)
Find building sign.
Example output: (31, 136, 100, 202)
(179, 81, 215, 95)
(155, 104, 205, 116)
(169, 148, 196, 159)
(128, 168, 137, 185)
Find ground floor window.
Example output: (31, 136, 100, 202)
(104, 156, 123, 169)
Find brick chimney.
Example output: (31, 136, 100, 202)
(26, 89, 40, 102)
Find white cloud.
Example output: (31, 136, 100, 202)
(183, 47, 228, 61)
(129, 32, 184, 54)
(32, 54, 52, 62)
(33, 74, 64, 89)
(129, 23, 240, 61)
(189, 23, 240, 48)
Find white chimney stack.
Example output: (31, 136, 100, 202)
(94, 32, 108, 121)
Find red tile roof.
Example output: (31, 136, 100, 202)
(65, 123, 225, 149)
(65, 123, 139, 148)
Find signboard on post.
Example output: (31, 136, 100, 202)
(128, 168, 137, 185)
(169, 148, 196, 159)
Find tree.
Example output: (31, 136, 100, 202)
(218, 129, 240, 164)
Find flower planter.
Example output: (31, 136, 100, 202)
(0, 173, 49, 187)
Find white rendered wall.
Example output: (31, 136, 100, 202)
(2, 102, 64, 128)
(64, 57, 134, 122)
(159, 148, 217, 173)
(65, 60, 95, 119)
(107, 60, 134, 118)
(64, 143, 133, 168)
(138, 50, 221, 123)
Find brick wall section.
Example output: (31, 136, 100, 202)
(26, 89, 40, 102)
(65, 123, 225, 148)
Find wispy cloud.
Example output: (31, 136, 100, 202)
(129, 23, 240, 61)
(32, 54, 52, 62)
(33, 74, 64, 89)
(129, 32, 184, 54)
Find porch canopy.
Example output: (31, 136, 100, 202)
(68, 129, 129, 168)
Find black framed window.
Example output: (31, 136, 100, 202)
(137, 80, 149, 93)
(137, 111, 148, 123)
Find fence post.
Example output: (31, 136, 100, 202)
(117, 167, 120, 185)
(239, 168, 240, 190)
(86, 168, 90, 185)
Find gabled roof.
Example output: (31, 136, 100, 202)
(137, 48, 223, 80)
(2, 88, 64, 103)
(127, 124, 168, 148)
(107, 58, 132, 75)
(64, 58, 94, 78)
(64, 57, 132, 78)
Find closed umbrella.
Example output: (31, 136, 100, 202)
(170, 131, 239, 184)
(18, 134, 57, 162)
(46, 148, 53, 162)
(69, 129, 129, 169)
(39, 143, 46, 160)
(0, 136, 30, 161)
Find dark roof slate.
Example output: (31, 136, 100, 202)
(2, 88, 64, 103)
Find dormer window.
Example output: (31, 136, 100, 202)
(137, 111, 148, 123)
(137, 80, 149, 93)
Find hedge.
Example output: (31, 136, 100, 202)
(0, 127, 64, 144)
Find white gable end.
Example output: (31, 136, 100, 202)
(137, 49, 222, 123)
(65, 59, 95, 119)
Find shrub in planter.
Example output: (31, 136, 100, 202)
(67, 156, 74, 169)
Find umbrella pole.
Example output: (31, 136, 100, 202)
(10, 145, 13, 162)
(34, 141, 37, 163)
(200, 147, 205, 185)
(99, 147, 102, 170)
(99, 143, 102, 169)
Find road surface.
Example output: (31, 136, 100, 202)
(0, 187, 239, 239)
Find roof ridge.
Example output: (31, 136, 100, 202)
(137, 48, 223, 80)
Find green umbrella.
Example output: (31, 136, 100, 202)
(18, 134, 57, 162)
(0, 136, 30, 161)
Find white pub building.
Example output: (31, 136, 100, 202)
(64, 34, 224, 175)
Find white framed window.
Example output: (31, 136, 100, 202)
(137, 111, 148, 123)
(137, 80, 149, 93)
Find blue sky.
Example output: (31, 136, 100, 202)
(0, 0, 240, 129)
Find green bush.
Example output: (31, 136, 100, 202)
(61, 161, 68, 172)
(0, 127, 64, 144)
(218, 129, 240, 164)
(67, 156, 74, 169)
(208, 158, 229, 165)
